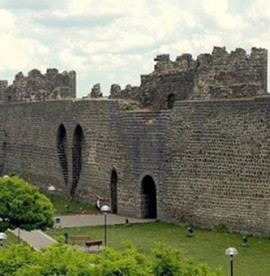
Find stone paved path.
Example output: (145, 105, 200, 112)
(11, 228, 57, 250)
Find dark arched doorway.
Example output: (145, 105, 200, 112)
(110, 169, 118, 214)
(167, 93, 176, 109)
(71, 124, 83, 197)
(57, 124, 68, 186)
(141, 175, 157, 218)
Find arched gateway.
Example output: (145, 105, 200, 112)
(141, 175, 157, 218)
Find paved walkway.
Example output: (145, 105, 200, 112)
(11, 228, 57, 250)
(55, 213, 154, 228)
(10, 214, 154, 250)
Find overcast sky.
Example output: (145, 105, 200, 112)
(0, 0, 269, 97)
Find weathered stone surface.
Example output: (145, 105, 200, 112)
(90, 83, 103, 98)
(0, 80, 8, 101)
(110, 47, 268, 109)
(1, 69, 76, 102)
(0, 46, 269, 237)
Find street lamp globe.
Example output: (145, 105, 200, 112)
(225, 247, 238, 256)
(101, 205, 111, 212)
(48, 185, 56, 192)
(101, 205, 111, 246)
(48, 185, 56, 202)
(225, 247, 238, 276)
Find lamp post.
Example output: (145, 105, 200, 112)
(0, 232, 7, 246)
(17, 228, 21, 243)
(101, 205, 111, 246)
(0, 218, 9, 244)
(48, 185, 56, 202)
(225, 247, 238, 276)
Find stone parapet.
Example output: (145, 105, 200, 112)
(109, 47, 268, 109)
(1, 69, 76, 102)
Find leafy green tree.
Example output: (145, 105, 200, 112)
(0, 242, 224, 275)
(93, 241, 152, 275)
(0, 243, 35, 275)
(152, 243, 224, 276)
(0, 177, 54, 232)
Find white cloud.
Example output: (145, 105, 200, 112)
(0, 10, 49, 80)
(247, 0, 270, 20)
(0, 0, 68, 10)
(0, 0, 268, 96)
(0, 10, 16, 29)
(199, 0, 249, 31)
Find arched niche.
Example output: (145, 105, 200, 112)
(56, 124, 68, 185)
(141, 175, 157, 218)
(167, 93, 176, 109)
(71, 124, 84, 197)
(110, 168, 118, 214)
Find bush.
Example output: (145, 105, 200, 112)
(0, 242, 224, 275)
(0, 176, 54, 231)
(152, 243, 224, 276)
(213, 221, 228, 233)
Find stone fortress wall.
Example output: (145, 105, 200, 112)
(109, 47, 268, 109)
(0, 69, 76, 102)
(0, 46, 269, 237)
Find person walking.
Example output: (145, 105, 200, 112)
(95, 197, 101, 214)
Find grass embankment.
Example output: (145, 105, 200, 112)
(47, 222, 270, 276)
(45, 194, 270, 276)
(47, 194, 95, 215)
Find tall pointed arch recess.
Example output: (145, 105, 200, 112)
(111, 169, 118, 214)
(141, 175, 157, 219)
(71, 124, 83, 197)
(57, 124, 68, 185)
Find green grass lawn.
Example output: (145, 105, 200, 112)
(44, 193, 95, 215)
(4, 231, 18, 246)
(45, 194, 270, 275)
(46, 222, 270, 276)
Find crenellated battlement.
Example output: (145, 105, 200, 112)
(0, 46, 268, 109)
(151, 47, 267, 75)
(0, 68, 76, 103)
(110, 46, 268, 109)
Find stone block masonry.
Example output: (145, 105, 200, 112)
(110, 47, 268, 109)
(0, 68, 76, 102)
(0, 96, 269, 236)
(165, 98, 270, 236)
(0, 46, 269, 237)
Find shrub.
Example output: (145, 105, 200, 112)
(152, 243, 224, 276)
(213, 221, 228, 233)
(0, 242, 224, 275)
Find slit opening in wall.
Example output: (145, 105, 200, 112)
(167, 93, 176, 109)
(57, 124, 68, 186)
(71, 124, 84, 198)
(111, 168, 118, 214)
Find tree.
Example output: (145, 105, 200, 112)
(0, 242, 224, 275)
(152, 243, 224, 276)
(0, 177, 54, 232)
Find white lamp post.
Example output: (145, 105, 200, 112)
(225, 247, 238, 276)
(48, 185, 56, 202)
(101, 205, 111, 246)
(0, 232, 7, 246)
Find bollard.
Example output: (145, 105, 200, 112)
(64, 232, 69, 243)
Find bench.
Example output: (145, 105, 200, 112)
(69, 236, 102, 251)
(85, 240, 103, 252)
(69, 235, 91, 243)
(70, 235, 90, 241)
